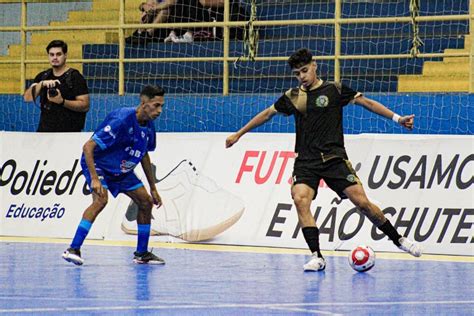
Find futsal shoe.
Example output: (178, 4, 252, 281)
(398, 237, 422, 257)
(164, 31, 177, 43)
(62, 248, 84, 266)
(122, 160, 245, 241)
(133, 251, 165, 265)
(303, 254, 326, 272)
(171, 32, 194, 43)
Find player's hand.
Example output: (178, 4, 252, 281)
(41, 79, 60, 89)
(150, 188, 162, 208)
(399, 114, 415, 131)
(91, 178, 106, 197)
(225, 133, 240, 148)
(47, 89, 64, 105)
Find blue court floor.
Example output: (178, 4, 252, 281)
(0, 240, 473, 315)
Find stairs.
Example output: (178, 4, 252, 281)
(398, 35, 470, 92)
(0, 0, 471, 94)
(0, 0, 142, 94)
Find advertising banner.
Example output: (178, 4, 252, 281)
(0, 132, 117, 239)
(1, 132, 472, 256)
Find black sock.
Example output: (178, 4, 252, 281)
(378, 220, 402, 246)
(302, 226, 323, 258)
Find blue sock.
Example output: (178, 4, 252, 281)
(70, 219, 92, 249)
(136, 224, 151, 254)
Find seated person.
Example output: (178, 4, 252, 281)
(128, 0, 211, 44)
(200, 0, 250, 40)
(126, 0, 171, 44)
(128, 0, 249, 44)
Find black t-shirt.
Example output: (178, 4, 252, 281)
(274, 81, 359, 161)
(33, 68, 89, 132)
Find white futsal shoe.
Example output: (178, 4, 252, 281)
(62, 248, 84, 266)
(122, 160, 245, 241)
(303, 253, 326, 272)
(398, 237, 422, 257)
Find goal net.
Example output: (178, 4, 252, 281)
(0, 0, 471, 134)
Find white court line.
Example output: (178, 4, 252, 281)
(0, 300, 473, 313)
(267, 306, 342, 315)
(2, 237, 473, 263)
(0, 296, 138, 303)
(0, 296, 202, 304)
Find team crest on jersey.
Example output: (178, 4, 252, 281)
(316, 95, 329, 107)
(104, 125, 116, 139)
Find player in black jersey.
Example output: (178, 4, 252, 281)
(226, 48, 422, 271)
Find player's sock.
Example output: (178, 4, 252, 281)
(377, 220, 402, 246)
(70, 219, 92, 249)
(136, 224, 151, 254)
(302, 226, 323, 258)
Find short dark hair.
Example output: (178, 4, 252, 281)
(140, 85, 165, 99)
(46, 40, 68, 54)
(288, 48, 313, 69)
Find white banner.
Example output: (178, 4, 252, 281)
(1, 132, 473, 256)
(0, 132, 117, 239)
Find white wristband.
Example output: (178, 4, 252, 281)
(392, 113, 401, 123)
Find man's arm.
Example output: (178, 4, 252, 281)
(141, 153, 162, 207)
(83, 139, 105, 197)
(24, 79, 60, 102)
(23, 82, 43, 102)
(354, 95, 415, 130)
(148, 0, 176, 11)
(48, 92, 90, 112)
(226, 105, 278, 148)
(199, 0, 224, 7)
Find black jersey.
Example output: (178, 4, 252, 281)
(33, 68, 89, 132)
(274, 81, 359, 161)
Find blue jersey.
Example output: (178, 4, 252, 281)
(81, 107, 156, 176)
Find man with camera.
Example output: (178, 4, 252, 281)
(24, 40, 90, 132)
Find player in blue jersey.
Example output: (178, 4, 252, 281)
(62, 85, 165, 266)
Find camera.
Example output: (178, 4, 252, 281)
(47, 83, 59, 97)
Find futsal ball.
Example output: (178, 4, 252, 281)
(348, 245, 375, 272)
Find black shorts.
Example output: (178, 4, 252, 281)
(292, 157, 361, 200)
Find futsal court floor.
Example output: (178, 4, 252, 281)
(0, 237, 473, 315)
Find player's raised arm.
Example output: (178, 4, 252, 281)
(353, 95, 415, 131)
(225, 105, 278, 148)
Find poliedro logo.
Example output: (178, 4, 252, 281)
(0, 159, 90, 196)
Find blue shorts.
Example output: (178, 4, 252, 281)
(82, 164, 144, 197)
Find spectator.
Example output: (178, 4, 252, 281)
(163, 0, 212, 43)
(201, 0, 249, 40)
(127, 0, 210, 44)
(127, 0, 249, 44)
(23, 40, 90, 132)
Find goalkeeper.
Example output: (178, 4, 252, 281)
(226, 48, 422, 272)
